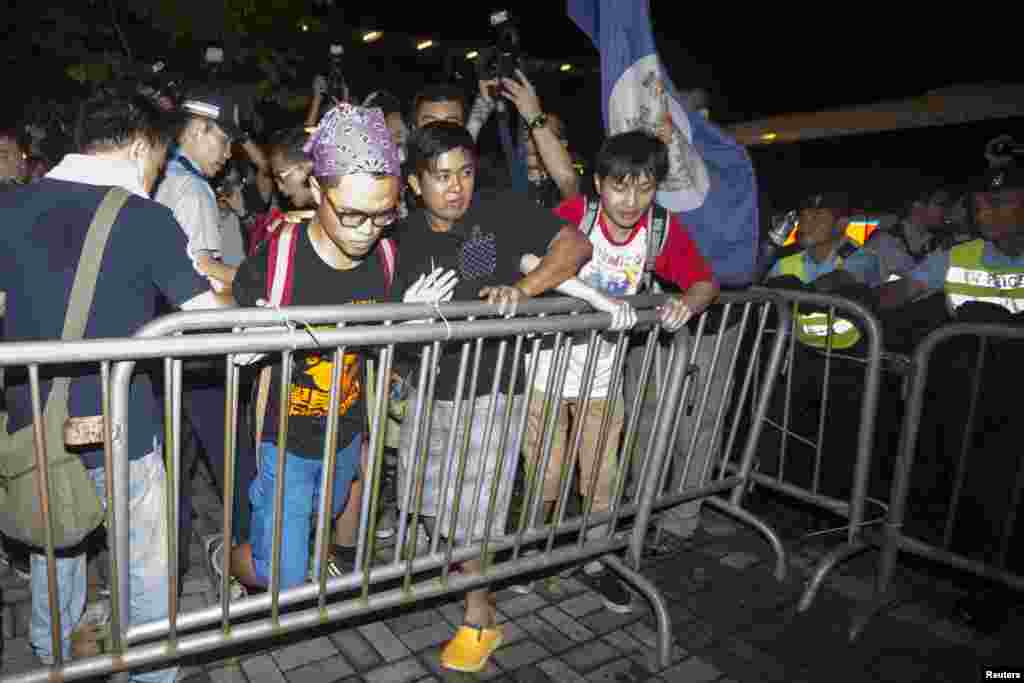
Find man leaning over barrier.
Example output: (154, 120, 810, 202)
(221, 104, 406, 598)
(514, 130, 717, 609)
(0, 93, 230, 680)
(391, 121, 592, 673)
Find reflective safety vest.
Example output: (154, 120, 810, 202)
(773, 245, 863, 350)
(944, 239, 1024, 315)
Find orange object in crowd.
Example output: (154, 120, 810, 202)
(782, 216, 880, 247)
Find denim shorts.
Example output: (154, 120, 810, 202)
(250, 434, 361, 589)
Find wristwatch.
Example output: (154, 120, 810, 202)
(526, 112, 548, 131)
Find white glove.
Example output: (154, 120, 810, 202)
(403, 268, 458, 305)
(589, 294, 638, 332)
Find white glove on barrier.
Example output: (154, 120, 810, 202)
(403, 268, 458, 305)
(519, 254, 636, 331)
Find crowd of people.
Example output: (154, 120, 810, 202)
(2, 60, 1022, 680)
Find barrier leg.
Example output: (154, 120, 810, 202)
(799, 540, 873, 612)
(603, 555, 672, 670)
(704, 497, 787, 582)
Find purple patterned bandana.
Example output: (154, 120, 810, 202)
(303, 103, 401, 178)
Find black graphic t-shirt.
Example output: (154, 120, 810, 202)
(392, 189, 564, 400)
(234, 223, 391, 458)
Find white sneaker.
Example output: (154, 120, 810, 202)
(205, 535, 246, 601)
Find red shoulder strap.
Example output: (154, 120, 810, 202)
(378, 237, 397, 295)
(265, 223, 299, 306)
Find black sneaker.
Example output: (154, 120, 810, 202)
(582, 561, 633, 614)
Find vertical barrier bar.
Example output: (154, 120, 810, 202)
(547, 331, 601, 555)
(578, 331, 630, 550)
(431, 339, 471, 558)
(313, 343, 346, 609)
(405, 345, 438, 587)
(163, 357, 181, 644)
(943, 339, 986, 550)
(100, 361, 123, 654)
(466, 341, 508, 550)
(270, 350, 294, 625)
(361, 344, 393, 592)
(511, 335, 544, 556)
(628, 329, 689, 566)
(480, 334, 525, 568)
(526, 331, 572, 537)
(221, 350, 240, 625)
(28, 365, 62, 669)
(442, 337, 485, 582)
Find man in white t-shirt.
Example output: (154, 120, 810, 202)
(517, 131, 718, 612)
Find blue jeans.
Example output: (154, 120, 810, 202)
(31, 444, 174, 683)
(250, 434, 361, 589)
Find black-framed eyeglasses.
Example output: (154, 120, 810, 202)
(323, 191, 399, 228)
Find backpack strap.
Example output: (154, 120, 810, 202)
(378, 236, 397, 296)
(255, 222, 299, 448)
(578, 196, 601, 238)
(642, 202, 671, 293)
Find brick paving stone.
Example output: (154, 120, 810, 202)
(719, 551, 761, 570)
(537, 657, 588, 683)
(285, 655, 356, 682)
(399, 621, 457, 652)
(537, 606, 594, 643)
(438, 602, 465, 627)
(272, 636, 340, 671)
(674, 618, 716, 650)
(499, 620, 529, 645)
(577, 606, 640, 635)
(514, 615, 577, 654)
(601, 629, 646, 656)
(359, 621, 412, 662)
(559, 638, 619, 673)
(389, 608, 445, 635)
(208, 664, 248, 683)
(492, 639, 550, 671)
(500, 593, 550, 619)
(509, 665, 555, 683)
(583, 657, 652, 683)
(363, 656, 429, 683)
(241, 654, 287, 683)
(330, 628, 383, 671)
(657, 655, 721, 683)
(418, 645, 504, 681)
(556, 592, 605, 618)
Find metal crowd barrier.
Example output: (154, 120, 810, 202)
(852, 322, 1024, 640)
(723, 288, 891, 612)
(631, 291, 794, 581)
(0, 293, 764, 682)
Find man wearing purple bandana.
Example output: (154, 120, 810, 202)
(223, 104, 404, 594)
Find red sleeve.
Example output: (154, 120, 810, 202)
(655, 214, 715, 291)
(553, 194, 587, 227)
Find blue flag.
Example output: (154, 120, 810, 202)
(568, 0, 760, 287)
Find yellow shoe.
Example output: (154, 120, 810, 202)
(440, 623, 504, 673)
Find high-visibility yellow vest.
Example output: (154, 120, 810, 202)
(945, 239, 1024, 315)
(774, 247, 862, 350)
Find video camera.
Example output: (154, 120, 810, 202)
(327, 44, 350, 102)
(476, 10, 525, 91)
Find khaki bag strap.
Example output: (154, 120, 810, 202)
(50, 188, 131, 412)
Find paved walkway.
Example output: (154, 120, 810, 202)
(2, 465, 1021, 682)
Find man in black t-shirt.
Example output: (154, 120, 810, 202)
(223, 104, 404, 595)
(393, 122, 592, 673)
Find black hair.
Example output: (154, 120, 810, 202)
(268, 126, 311, 166)
(75, 94, 174, 154)
(594, 130, 668, 185)
(405, 121, 477, 178)
(364, 91, 404, 119)
(411, 83, 467, 123)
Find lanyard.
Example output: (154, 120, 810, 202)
(173, 154, 208, 182)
